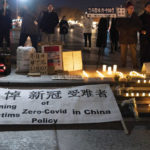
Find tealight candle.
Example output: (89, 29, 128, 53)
(107, 67, 112, 75)
(131, 93, 134, 97)
(137, 80, 140, 84)
(113, 65, 117, 73)
(142, 93, 146, 97)
(126, 93, 129, 97)
(102, 65, 107, 72)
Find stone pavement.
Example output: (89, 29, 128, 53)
(0, 125, 150, 150)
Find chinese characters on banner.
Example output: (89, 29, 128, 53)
(0, 84, 122, 124)
(87, 7, 126, 18)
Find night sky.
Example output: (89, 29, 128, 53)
(8, 0, 126, 10)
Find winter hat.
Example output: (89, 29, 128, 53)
(126, 2, 134, 8)
(145, 1, 150, 7)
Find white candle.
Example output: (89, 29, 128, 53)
(137, 80, 140, 84)
(102, 65, 107, 72)
(107, 67, 112, 75)
(113, 65, 117, 73)
(136, 93, 139, 97)
(144, 80, 146, 83)
(126, 93, 129, 97)
(131, 93, 134, 97)
(142, 93, 146, 97)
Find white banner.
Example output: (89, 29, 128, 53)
(0, 84, 122, 124)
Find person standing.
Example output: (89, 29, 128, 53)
(59, 16, 69, 44)
(0, 0, 12, 52)
(110, 18, 119, 53)
(39, 4, 59, 44)
(82, 14, 93, 49)
(139, 1, 150, 67)
(96, 18, 109, 55)
(19, 2, 38, 50)
(116, 2, 141, 68)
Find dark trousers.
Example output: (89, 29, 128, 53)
(19, 33, 38, 50)
(0, 30, 10, 47)
(84, 33, 91, 47)
(120, 44, 137, 67)
(140, 35, 150, 67)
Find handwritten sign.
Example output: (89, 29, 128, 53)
(29, 53, 48, 75)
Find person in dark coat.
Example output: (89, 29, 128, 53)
(139, 1, 150, 67)
(19, 3, 38, 50)
(59, 16, 69, 44)
(39, 4, 59, 44)
(116, 2, 141, 68)
(0, 0, 12, 51)
(96, 18, 109, 68)
(96, 18, 109, 55)
(110, 18, 119, 53)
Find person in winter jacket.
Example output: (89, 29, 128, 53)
(139, 1, 150, 67)
(96, 18, 109, 55)
(59, 16, 69, 44)
(116, 2, 141, 68)
(19, 3, 38, 50)
(110, 18, 119, 53)
(82, 14, 93, 49)
(0, 0, 12, 51)
(39, 4, 59, 44)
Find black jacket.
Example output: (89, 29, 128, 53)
(0, 8, 12, 31)
(39, 11, 59, 34)
(140, 11, 150, 38)
(20, 8, 38, 35)
(96, 18, 109, 48)
(116, 13, 141, 44)
(59, 20, 69, 34)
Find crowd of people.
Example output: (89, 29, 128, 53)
(95, 1, 150, 69)
(0, 0, 150, 69)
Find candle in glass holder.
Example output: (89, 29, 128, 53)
(137, 80, 140, 84)
(102, 65, 107, 72)
(113, 65, 117, 73)
(107, 67, 112, 75)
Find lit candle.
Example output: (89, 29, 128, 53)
(137, 80, 140, 84)
(148, 104, 150, 107)
(149, 80, 150, 84)
(126, 93, 129, 97)
(144, 80, 147, 83)
(102, 65, 107, 72)
(107, 67, 112, 75)
(131, 93, 134, 97)
(83, 71, 88, 78)
(148, 93, 150, 97)
(113, 65, 117, 73)
(142, 93, 146, 97)
(136, 93, 139, 97)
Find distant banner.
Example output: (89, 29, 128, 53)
(87, 7, 126, 18)
(0, 84, 122, 124)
